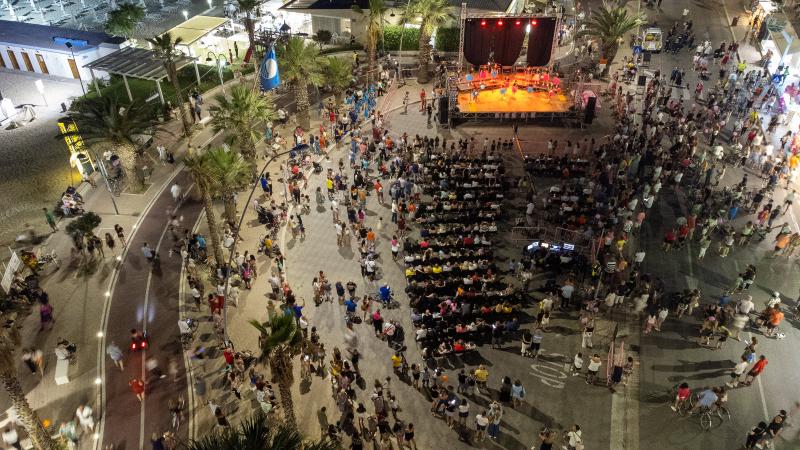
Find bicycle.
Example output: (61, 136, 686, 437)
(697, 403, 729, 430)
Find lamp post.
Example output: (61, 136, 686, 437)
(205, 52, 228, 94)
(65, 42, 86, 96)
(221, 148, 293, 343)
(396, 1, 414, 84)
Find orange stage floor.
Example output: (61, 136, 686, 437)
(455, 89, 572, 114)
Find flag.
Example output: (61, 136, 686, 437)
(260, 46, 280, 91)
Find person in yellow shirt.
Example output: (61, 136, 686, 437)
(473, 365, 489, 391)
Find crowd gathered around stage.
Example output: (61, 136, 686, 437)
(76, 17, 800, 449)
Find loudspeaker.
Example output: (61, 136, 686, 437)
(584, 96, 596, 124)
(637, 75, 647, 86)
(438, 97, 449, 124)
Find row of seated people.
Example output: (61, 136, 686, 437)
(404, 265, 499, 282)
(414, 214, 502, 229)
(425, 168, 505, 181)
(402, 236, 494, 254)
(427, 155, 502, 165)
(411, 289, 518, 312)
(524, 156, 591, 178)
(404, 255, 494, 272)
(402, 249, 494, 265)
(422, 182, 503, 193)
(405, 278, 507, 297)
(421, 201, 501, 214)
(427, 190, 504, 202)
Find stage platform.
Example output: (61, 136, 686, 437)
(455, 89, 572, 114)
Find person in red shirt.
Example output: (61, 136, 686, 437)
(223, 346, 235, 368)
(662, 228, 677, 252)
(677, 224, 690, 247)
(744, 355, 768, 385)
(129, 377, 145, 402)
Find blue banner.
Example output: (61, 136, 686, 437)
(260, 46, 280, 91)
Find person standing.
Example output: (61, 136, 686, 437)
(22, 348, 43, 376)
(586, 354, 602, 385)
(564, 424, 583, 450)
(511, 379, 526, 408)
(75, 404, 95, 432)
(43, 207, 58, 232)
(726, 356, 750, 388)
(2, 427, 20, 449)
(474, 410, 489, 442)
(114, 224, 127, 247)
(107, 342, 124, 371)
(171, 183, 182, 203)
(129, 377, 145, 402)
(403, 92, 409, 114)
(743, 355, 768, 386)
(403, 423, 417, 449)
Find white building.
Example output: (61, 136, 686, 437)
(0, 20, 126, 81)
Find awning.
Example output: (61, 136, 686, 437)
(162, 15, 230, 47)
(83, 46, 195, 81)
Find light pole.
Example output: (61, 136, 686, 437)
(205, 52, 228, 94)
(221, 148, 293, 343)
(65, 42, 86, 96)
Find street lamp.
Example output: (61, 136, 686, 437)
(65, 42, 86, 96)
(205, 52, 228, 94)
(181, 9, 188, 21)
(221, 148, 293, 343)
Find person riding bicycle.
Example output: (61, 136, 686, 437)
(378, 284, 393, 306)
(671, 382, 691, 412)
(689, 387, 719, 415)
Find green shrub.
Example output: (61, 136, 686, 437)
(383, 25, 420, 51)
(65, 212, 102, 236)
(435, 27, 460, 52)
(320, 43, 364, 55)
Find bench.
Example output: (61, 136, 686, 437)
(54, 358, 70, 385)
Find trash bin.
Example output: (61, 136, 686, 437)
(75, 153, 94, 176)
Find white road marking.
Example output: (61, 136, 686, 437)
(138, 183, 194, 450)
(95, 165, 185, 450)
(747, 331, 771, 421)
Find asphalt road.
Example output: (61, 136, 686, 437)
(101, 169, 201, 449)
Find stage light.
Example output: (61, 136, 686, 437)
(497, 20, 503, 26)
(480, 19, 486, 26)
(531, 19, 538, 25)
(515, 20, 521, 25)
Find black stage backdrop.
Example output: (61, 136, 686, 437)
(526, 17, 557, 66)
(463, 18, 527, 67)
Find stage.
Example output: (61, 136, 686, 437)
(455, 89, 572, 114)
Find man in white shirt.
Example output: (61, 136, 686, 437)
(170, 183, 182, 202)
(2, 427, 20, 449)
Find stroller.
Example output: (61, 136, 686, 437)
(378, 284, 400, 309)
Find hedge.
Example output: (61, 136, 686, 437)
(382, 25, 421, 51)
(435, 27, 459, 52)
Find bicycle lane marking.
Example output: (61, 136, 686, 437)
(139, 181, 195, 450)
(94, 164, 185, 450)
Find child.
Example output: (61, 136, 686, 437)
(571, 352, 583, 376)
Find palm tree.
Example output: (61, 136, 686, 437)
(147, 33, 192, 137)
(63, 96, 158, 190)
(580, 4, 645, 69)
(104, 3, 145, 39)
(236, 0, 261, 62)
(209, 85, 277, 167)
(185, 413, 338, 450)
(406, 0, 453, 83)
(323, 57, 354, 106)
(277, 37, 324, 130)
(0, 326, 59, 449)
(353, 0, 387, 83)
(185, 151, 226, 267)
(249, 313, 304, 428)
(205, 147, 253, 225)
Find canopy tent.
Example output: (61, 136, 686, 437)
(161, 15, 230, 54)
(84, 46, 195, 103)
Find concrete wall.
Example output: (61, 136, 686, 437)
(0, 42, 118, 81)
